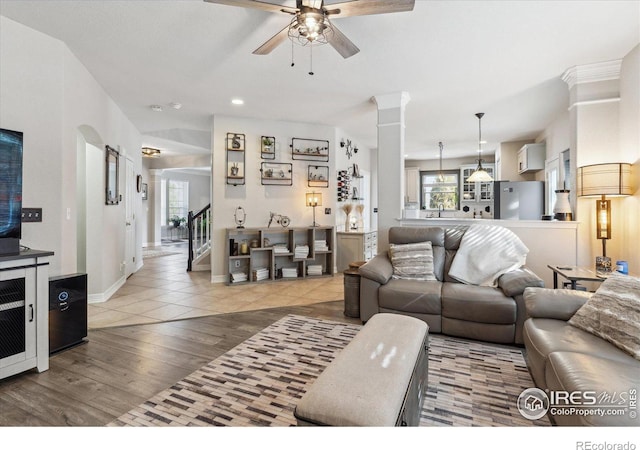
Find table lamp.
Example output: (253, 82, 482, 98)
(576, 162, 632, 273)
(306, 192, 322, 227)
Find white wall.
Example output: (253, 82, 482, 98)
(211, 115, 344, 282)
(0, 17, 142, 298)
(334, 128, 374, 231)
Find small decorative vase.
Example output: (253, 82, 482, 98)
(345, 215, 350, 232)
(553, 190, 572, 221)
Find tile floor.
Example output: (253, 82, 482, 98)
(88, 242, 346, 329)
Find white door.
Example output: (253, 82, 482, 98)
(125, 157, 136, 278)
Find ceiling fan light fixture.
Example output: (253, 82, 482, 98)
(289, 10, 333, 46)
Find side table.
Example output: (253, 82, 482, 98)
(343, 261, 366, 318)
(547, 265, 605, 290)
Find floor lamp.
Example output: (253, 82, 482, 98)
(306, 192, 322, 227)
(577, 163, 633, 273)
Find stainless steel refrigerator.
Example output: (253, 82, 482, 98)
(493, 181, 544, 220)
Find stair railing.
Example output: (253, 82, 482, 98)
(187, 203, 211, 272)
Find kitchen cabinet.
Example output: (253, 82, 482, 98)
(405, 167, 419, 204)
(336, 230, 377, 272)
(518, 143, 545, 173)
(0, 250, 53, 380)
(460, 164, 495, 202)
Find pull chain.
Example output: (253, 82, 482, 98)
(309, 44, 314, 75)
(291, 39, 295, 67)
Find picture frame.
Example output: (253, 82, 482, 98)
(105, 145, 119, 205)
(308, 165, 329, 188)
(226, 132, 245, 151)
(291, 138, 329, 162)
(141, 183, 148, 200)
(261, 136, 276, 160)
(227, 161, 245, 181)
(261, 162, 292, 186)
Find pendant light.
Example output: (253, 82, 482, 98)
(467, 112, 494, 183)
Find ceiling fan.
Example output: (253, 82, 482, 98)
(203, 0, 415, 59)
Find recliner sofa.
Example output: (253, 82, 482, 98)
(358, 226, 544, 344)
(523, 287, 639, 426)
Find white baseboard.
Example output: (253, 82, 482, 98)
(88, 275, 126, 304)
(211, 274, 227, 283)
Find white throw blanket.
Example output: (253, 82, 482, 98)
(448, 224, 529, 286)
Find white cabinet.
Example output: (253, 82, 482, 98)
(518, 143, 545, 173)
(460, 164, 495, 202)
(336, 230, 377, 272)
(0, 250, 52, 380)
(405, 168, 419, 204)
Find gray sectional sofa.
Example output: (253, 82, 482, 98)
(523, 287, 640, 426)
(358, 226, 544, 345)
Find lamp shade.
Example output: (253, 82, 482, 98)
(576, 163, 633, 197)
(306, 192, 322, 207)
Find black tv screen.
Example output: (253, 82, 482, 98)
(0, 128, 23, 243)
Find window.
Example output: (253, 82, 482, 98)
(167, 180, 189, 224)
(420, 170, 459, 210)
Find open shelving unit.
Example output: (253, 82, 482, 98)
(225, 226, 334, 285)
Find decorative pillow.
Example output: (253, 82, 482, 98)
(389, 241, 436, 281)
(568, 273, 640, 360)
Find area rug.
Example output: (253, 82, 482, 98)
(142, 249, 181, 259)
(110, 314, 550, 427)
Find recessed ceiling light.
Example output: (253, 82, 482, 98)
(169, 102, 182, 110)
(404, 154, 409, 158)
(150, 105, 163, 112)
(231, 98, 244, 105)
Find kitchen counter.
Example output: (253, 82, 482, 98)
(399, 217, 579, 229)
(396, 217, 579, 288)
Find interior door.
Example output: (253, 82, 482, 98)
(125, 157, 136, 278)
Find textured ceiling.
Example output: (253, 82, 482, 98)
(1, 0, 638, 160)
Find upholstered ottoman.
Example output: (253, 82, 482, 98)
(294, 313, 429, 426)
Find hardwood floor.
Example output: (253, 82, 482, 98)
(0, 300, 358, 426)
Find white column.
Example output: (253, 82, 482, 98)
(372, 92, 410, 252)
(562, 60, 622, 267)
(149, 169, 164, 246)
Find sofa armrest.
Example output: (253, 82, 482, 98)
(524, 287, 592, 321)
(358, 254, 393, 285)
(498, 267, 544, 297)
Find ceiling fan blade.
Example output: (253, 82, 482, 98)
(326, 0, 414, 18)
(327, 22, 359, 58)
(252, 23, 291, 55)
(204, 0, 297, 15)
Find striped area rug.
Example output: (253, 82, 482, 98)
(110, 314, 550, 427)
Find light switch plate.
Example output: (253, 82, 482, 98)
(22, 208, 43, 222)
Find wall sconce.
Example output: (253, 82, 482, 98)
(577, 162, 633, 273)
(306, 192, 323, 227)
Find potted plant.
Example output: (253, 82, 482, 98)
(169, 216, 186, 228)
(262, 137, 274, 153)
